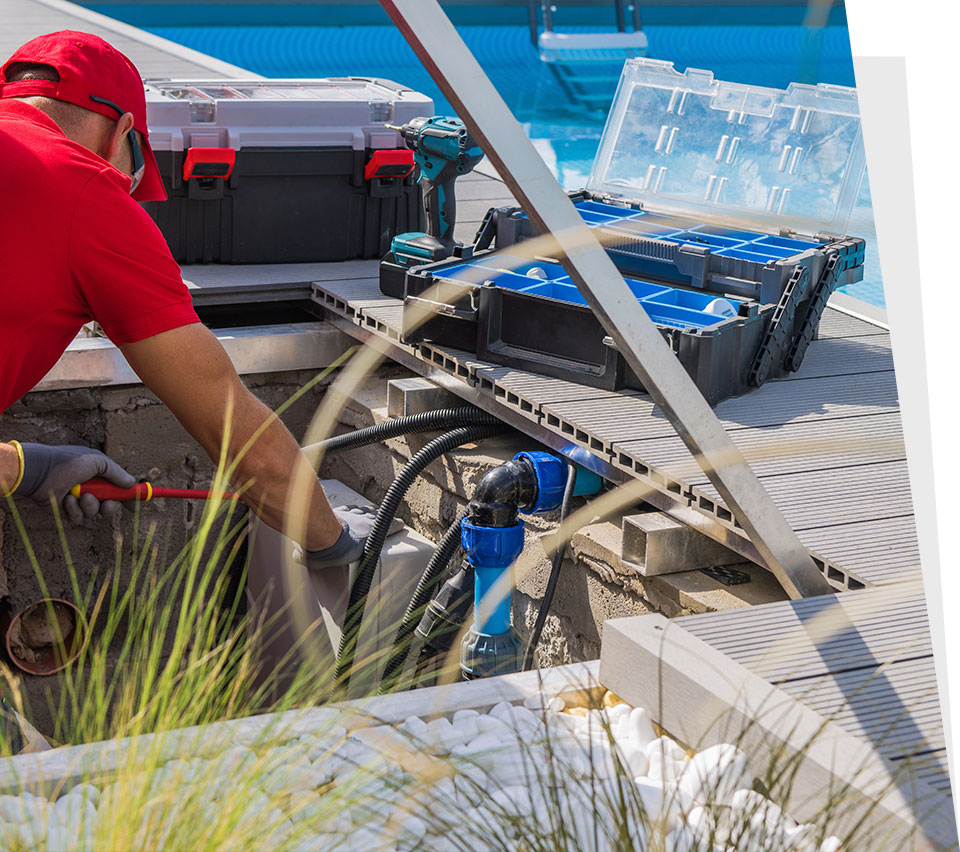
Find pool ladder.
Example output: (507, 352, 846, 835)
(527, 0, 647, 114)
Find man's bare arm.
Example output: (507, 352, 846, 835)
(120, 323, 342, 550)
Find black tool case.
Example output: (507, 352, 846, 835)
(142, 78, 433, 264)
(399, 59, 867, 404)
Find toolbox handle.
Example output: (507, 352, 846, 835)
(183, 147, 236, 181)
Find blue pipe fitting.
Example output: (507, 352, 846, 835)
(513, 451, 604, 512)
(461, 520, 524, 636)
(513, 451, 567, 514)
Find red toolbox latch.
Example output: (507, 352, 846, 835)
(365, 149, 415, 181)
(183, 147, 236, 181)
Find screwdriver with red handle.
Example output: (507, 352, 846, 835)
(70, 477, 237, 503)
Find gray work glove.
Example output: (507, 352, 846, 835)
(18, 443, 135, 523)
(301, 505, 378, 571)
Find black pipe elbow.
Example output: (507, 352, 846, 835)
(468, 457, 538, 527)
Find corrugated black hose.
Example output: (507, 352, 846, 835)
(304, 408, 501, 460)
(332, 424, 505, 694)
(378, 510, 468, 694)
(523, 461, 577, 670)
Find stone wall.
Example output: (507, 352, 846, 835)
(0, 362, 779, 735)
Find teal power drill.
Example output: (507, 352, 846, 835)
(387, 116, 485, 268)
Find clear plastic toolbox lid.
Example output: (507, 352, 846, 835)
(587, 59, 866, 236)
(145, 78, 434, 152)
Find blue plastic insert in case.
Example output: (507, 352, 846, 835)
(434, 255, 741, 331)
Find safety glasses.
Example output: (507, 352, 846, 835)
(89, 94, 145, 195)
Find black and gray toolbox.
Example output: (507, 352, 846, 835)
(397, 59, 867, 404)
(143, 78, 433, 264)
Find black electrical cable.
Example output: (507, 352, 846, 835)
(378, 511, 468, 694)
(523, 461, 577, 670)
(332, 424, 505, 694)
(304, 407, 501, 460)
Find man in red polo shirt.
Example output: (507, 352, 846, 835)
(0, 32, 370, 569)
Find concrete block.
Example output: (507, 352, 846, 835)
(620, 512, 741, 576)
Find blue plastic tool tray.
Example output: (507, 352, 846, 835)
(402, 250, 776, 404)
(489, 194, 864, 304)
(437, 253, 742, 330)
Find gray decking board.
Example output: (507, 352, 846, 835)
(677, 585, 948, 798)
(797, 516, 921, 586)
(311, 273, 912, 591)
(787, 334, 893, 380)
(679, 587, 931, 680)
(777, 657, 944, 757)
(691, 460, 915, 532)
(817, 309, 890, 339)
(2, 0, 238, 78)
(544, 370, 898, 448)
(614, 412, 905, 486)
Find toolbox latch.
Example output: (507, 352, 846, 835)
(182, 147, 236, 201)
(365, 149, 415, 199)
(183, 147, 236, 181)
(365, 149, 415, 181)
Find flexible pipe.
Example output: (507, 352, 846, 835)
(303, 407, 502, 465)
(523, 461, 577, 669)
(377, 511, 467, 694)
(332, 424, 505, 693)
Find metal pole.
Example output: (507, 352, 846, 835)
(377, 0, 832, 600)
(615, 0, 626, 32)
(527, 0, 538, 46)
(541, 0, 553, 32)
(632, 2, 642, 32)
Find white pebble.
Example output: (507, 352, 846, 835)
(626, 707, 657, 748)
(522, 693, 564, 713)
(678, 742, 751, 806)
(820, 837, 844, 852)
(66, 783, 101, 806)
(618, 741, 649, 778)
(488, 701, 514, 719)
(0, 794, 46, 824)
(606, 702, 631, 727)
(665, 825, 697, 852)
(452, 708, 480, 723)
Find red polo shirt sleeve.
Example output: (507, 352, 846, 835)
(69, 167, 198, 344)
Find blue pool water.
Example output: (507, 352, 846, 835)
(100, 12, 884, 307)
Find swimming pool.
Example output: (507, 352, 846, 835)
(92, 7, 884, 307)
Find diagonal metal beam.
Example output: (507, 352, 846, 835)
(379, 0, 833, 599)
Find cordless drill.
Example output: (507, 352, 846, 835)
(387, 116, 485, 267)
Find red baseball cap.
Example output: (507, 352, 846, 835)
(0, 30, 166, 202)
